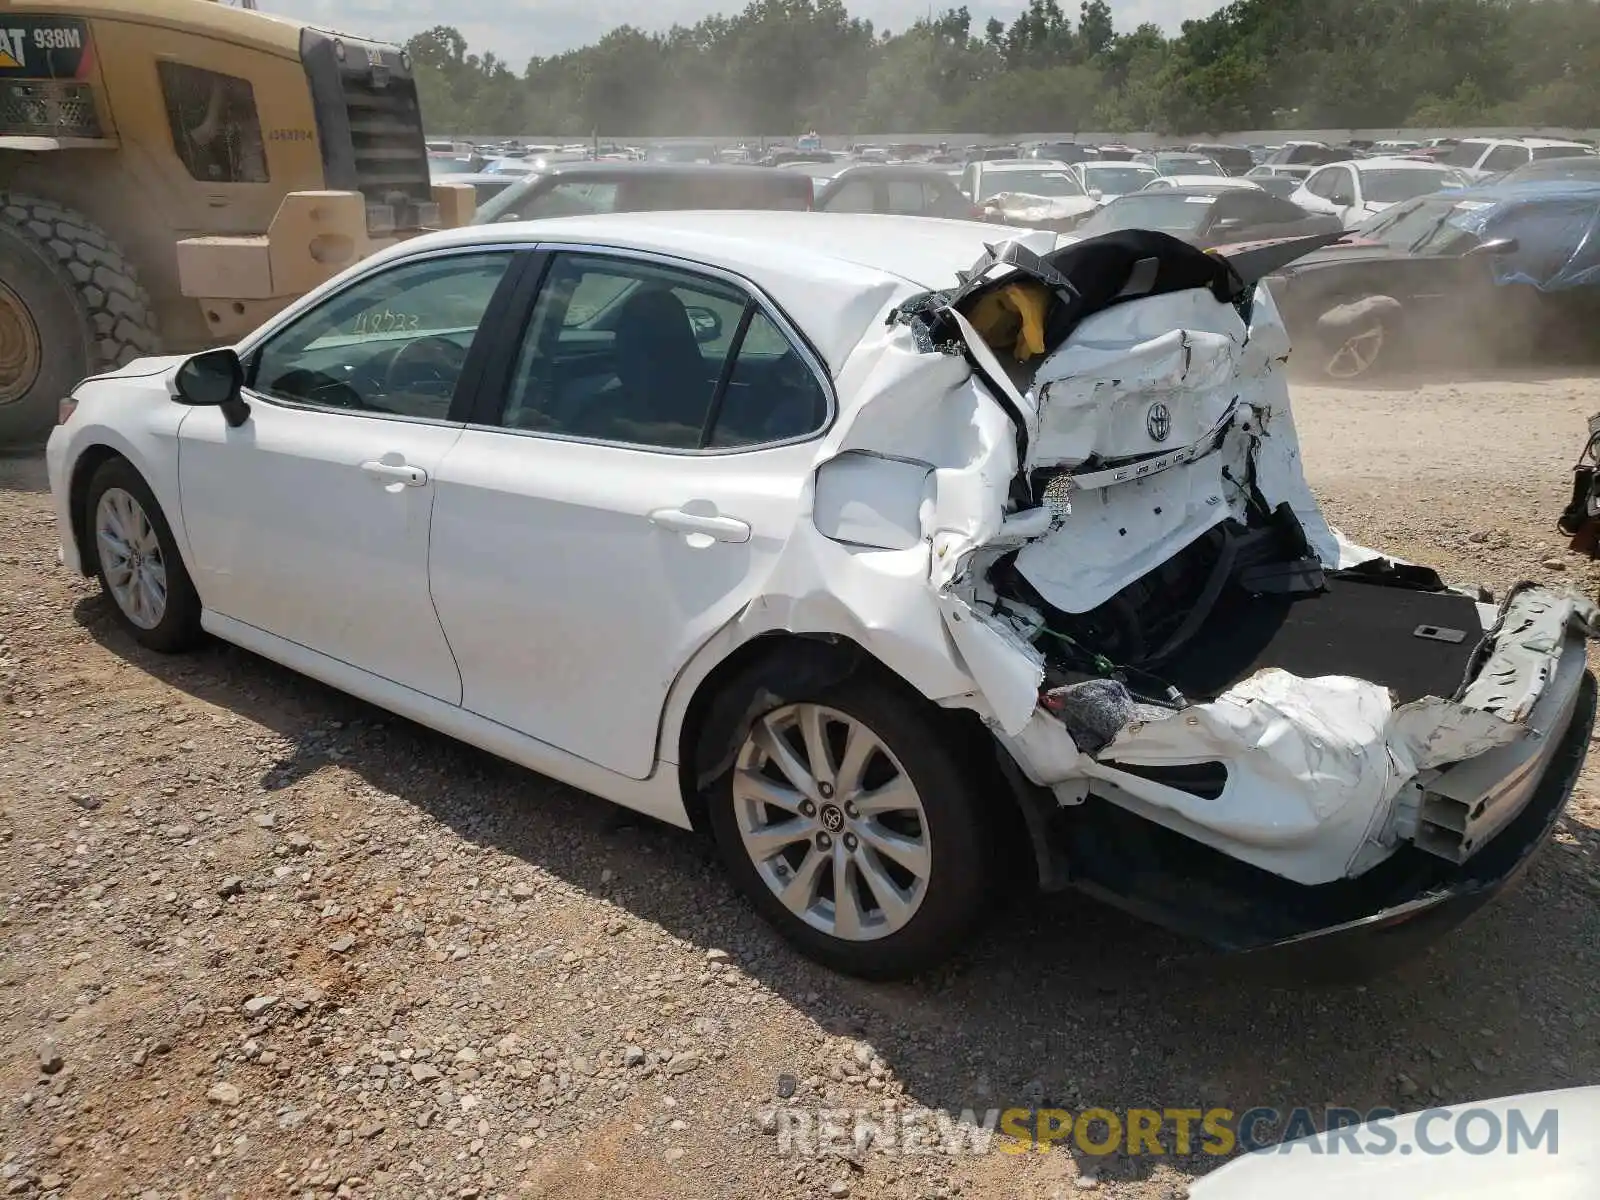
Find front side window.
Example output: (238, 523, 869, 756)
(821, 179, 877, 213)
(248, 252, 513, 421)
(500, 253, 826, 450)
(157, 62, 268, 184)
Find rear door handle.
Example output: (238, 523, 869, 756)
(649, 507, 751, 543)
(361, 459, 428, 486)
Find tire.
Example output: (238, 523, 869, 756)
(1314, 295, 1402, 381)
(702, 667, 996, 979)
(0, 194, 159, 446)
(84, 456, 202, 653)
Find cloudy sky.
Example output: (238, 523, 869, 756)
(260, 0, 1218, 69)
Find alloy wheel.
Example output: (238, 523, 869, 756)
(1325, 324, 1385, 379)
(732, 703, 931, 942)
(95, 486, 168, 630)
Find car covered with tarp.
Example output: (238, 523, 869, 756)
(1260, 180, 1600, 378)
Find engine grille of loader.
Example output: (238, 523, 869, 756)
(0, 80, 101, 139)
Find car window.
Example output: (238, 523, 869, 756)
(1443, 141, 1489, 168)
(1482, 145, 1530, 172)
(1361, 168, 1452, 203)
(884, 179, 931, 214)
(499, 254, 825, 450)
(1531, 145, 1593, 161)
(475, 179, 618, 223)
(821, 179, 878, 213)
(248, 252, 513, 421)
(1304, 168, 1334, 198)
(157, 62, 268, 184)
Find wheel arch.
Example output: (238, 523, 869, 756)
(668, 629, 1041, 891)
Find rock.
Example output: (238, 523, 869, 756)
(242, 996, 278, 1017)
(1074, 1174, 1100, 1191)
(358, 1122, 385, 1139)
(285, 832, 313, 853)
(852, 1043, 874, 1069)
(1542, 558, 1567, 571)
(68, 794, 100, 811)
(38, 1175, 63, 1192)
(1396, 1073, 1420, 1098)
(663, 1148, 685, 1164)
(217, 876, 245, 899)
(510, 882, 536, 901)
(328, 935, 356, 955)
(664, 1053, 702, 1076)
(411, 1063, 441, 1083)
(38, 1047, 63, 1075)
(131, 1048, 147, 1067)
(758, 1110, 779, 1135)
(623, 1046, 645, 1068)
(1468, 530, 1491, 544)
(453, 1047, 479, 1065)
(829, 1182, 851, 1197)
(252, 813, 276, 829)
(206, 1081, 242, 1107)
(776, 1073, 798, 1099)
(706, 949, 731, 962)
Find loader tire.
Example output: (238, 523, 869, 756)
(0, 194, 159, 446)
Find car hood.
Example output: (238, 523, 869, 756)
(1190, 1087, 1600, 1199)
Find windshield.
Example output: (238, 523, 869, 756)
(1085, 166, 1158, 193)
(1355, 196, 1482, 255)
(1156, 155, 1223, 176)
(979, 169, 1085, 200)
(1079, 194, 1208, 236)
(1361, 168, 1454, 203)
(1533, 145, 1594, 160)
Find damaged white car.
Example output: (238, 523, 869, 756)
(46, 212, 1597, 980)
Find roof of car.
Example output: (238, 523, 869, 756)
(1117, 186, 1232, 202)
(1149, 176, 1260, 190)
(1324, 156, 1457, 171)
(535, 162, 806, 181)
(400, 212, 1059, 374)
(828, 163, 958, 178)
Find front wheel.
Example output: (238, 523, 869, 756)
(703, 670, 996, 979)
(84, 457, 203, 653)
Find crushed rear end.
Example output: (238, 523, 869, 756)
(814, 230, 1596, 966)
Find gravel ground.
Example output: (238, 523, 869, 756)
(2, 370, 1598, 1200)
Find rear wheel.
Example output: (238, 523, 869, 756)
(703, 670, 996, 979)
(0, 195, 159, 445)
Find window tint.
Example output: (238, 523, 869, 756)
(1443, 141, 1489, 168)
(157, 62, 268, 183)
(822, 179, 877, 213)
(1304, 169, 1333, 198)
(1482, 144, 1530, 172)
(248, 253, 512, 421)
(501, 254, 825, 450)
(708, 311, 829, 448)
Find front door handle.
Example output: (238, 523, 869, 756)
(649, 507, 751, 543)
(361, 459, 428, 486)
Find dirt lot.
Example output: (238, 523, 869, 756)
(2, 371, 1598, 1200)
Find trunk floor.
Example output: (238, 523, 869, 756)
(1160, 577, 1484, 704)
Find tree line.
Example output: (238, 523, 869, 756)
(405, 0, 1600, 137)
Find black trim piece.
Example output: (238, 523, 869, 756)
(698, 301, 757, 449)
(299, 28, 356, 193)
(452, 250, 550, 426)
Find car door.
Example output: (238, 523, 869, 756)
(428, 248, 833, 781)
(1294, 168, 1336, 216)
(178, 247, 528, 702)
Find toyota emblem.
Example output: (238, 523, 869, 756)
(1146, 402, 1172, 443)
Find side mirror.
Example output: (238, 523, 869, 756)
(174, 347, 250, 428)
(1467, 236, 1519, 257)
(1330, 191, 1354, 207)
(1088, 187, 1104, 201)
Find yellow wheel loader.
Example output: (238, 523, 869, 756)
(0, 0, 475, 443)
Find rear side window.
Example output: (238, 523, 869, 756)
(500, 253, 827, 450)
(821, 179, 877, 213)
(1443, 141, 1489, 168)
(1482, 144, 1530, 172)
(157, 62, 268, 183)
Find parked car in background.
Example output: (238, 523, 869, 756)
(1248, 163, 1315, 183)
(647, 142, 719, 164)
(1142, 152, 1226, 177)
(1186, 143, 1255, 175)
(1440, 137, 1595, 180)
(814, 164, 971, 218)
(472, 164, 813, 224)
(1263, 141, 1345, 167)
(1265, 180, 1600, 379)
(1094, 143, 1140, 161)
(1250, 175, 1305, 201)
(1078, 185, 1342, 248)
(1291, 157, 1465, 226)
(1023, 141, 1099, 164)
(1495, 155, 1600, 186)
(48, 212, 1595, 981)
(960, 161, 1098, 230)
(428, 153, 487, 178)
(433, 173, 523, 207)
(963, 144, 1023, 164)
(1143, 175, 1261, 192)
(1072, 161, 1160, 202)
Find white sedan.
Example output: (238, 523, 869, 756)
(1291, 157, 1466, 225)
(46, 212, 1596, 979)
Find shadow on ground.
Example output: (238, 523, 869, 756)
(0, 449, 49, 494)
(74, 593, 1600, 1186)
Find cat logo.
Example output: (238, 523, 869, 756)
(0, 29, 27, 70)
